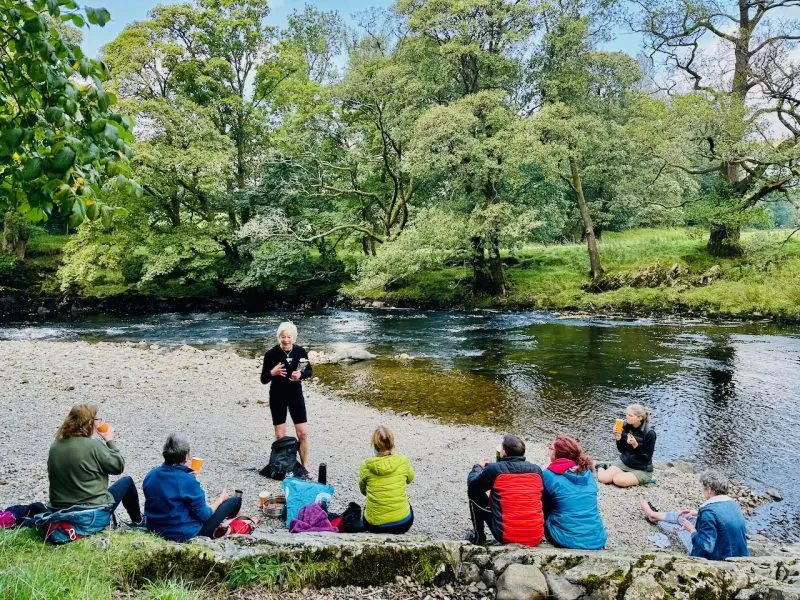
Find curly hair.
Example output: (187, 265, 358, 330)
(552, 435, 594, 474)
(56, 404, 97, 440)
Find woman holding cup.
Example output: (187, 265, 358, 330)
(597, 404, 656, 488)
(260, 322, 313, 469)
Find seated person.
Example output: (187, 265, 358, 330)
(542, 435, 607, 550)
(48, 404, 142, 525)
(359, 426, 414, 534)
(143, 433, 241, 542)
(467, 434, 544, 547)
(597, 404, 656, 488)
(639, 469, 749, 560)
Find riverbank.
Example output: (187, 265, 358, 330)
(4, 229, 800, 324)
(348, 229, 800, 322)
(2, 339, 719, 550)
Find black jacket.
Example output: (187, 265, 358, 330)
(260, 344, 312, 399)
(616, 422, 656, 472)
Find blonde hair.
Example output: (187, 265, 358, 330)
(372, 426, 395, 456)
(627, 404, 651, 424)
(276, 321, 298, 342)
(56, 404, 97, 440)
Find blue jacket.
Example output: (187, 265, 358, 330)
(541, 467, 607, 550)
(143, 464, 212, 542)
(690, 496, 749, 561)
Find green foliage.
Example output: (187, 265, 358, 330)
(0, 0, 137, 235)
(0, 251, 18, 284)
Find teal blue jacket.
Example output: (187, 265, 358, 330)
(541, 467, 607, 550)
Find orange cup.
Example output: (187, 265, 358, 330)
(97, 422, 110, 433)
(190, 457, 205, 475)
(614, 419, 624, 434)
(258, 491, 270, 508)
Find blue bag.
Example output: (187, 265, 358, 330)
(29, 504, 113, 544)
(281, 477, 334, 529)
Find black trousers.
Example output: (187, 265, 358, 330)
(108, 476, 142, 523)
(198, 497, 243, 538)
(468, 487, 497, 541)
(364, 508, 414, 534)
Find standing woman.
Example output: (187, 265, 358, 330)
(261, 322, 313, 468)
(48, 404, 142, 524)
(597, 404, 656, 488)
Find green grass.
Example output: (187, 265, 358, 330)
(0, 529, 214, 600)
(349, 228, 800, 320)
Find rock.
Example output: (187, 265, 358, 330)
(624, 573, 665, 600)
(492, 549, 533, 574)
(460, 563, 481, 584)
(766, 488, 783, 501)
(476, 581, 487, 591)
(481, 569, 496, 587)
(544, 573, 585, 600)
(495, 564, 548, 600)
(664, 460, 695, 474)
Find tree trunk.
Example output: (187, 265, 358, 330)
(570, 156, 603, 280)
(471, 234, 506, 295)
(3, 211, 28, 260)
(707, 223, 743, 257)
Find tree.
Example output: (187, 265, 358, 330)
(0, 0, 136, 258)
(636, 0, 800, 256)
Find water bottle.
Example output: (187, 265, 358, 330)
(318, 463, 327, 485)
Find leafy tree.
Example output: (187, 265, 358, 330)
(0, 0, 136, 258)
(636, 0, 800, 256)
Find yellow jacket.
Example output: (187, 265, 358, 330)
(359, 453, 414, 525)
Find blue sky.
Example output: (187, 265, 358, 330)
(82, 0, 395, 57)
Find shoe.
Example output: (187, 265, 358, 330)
(465, 531, 487, 546)
(596, 462, 609, 471)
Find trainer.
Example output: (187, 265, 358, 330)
(261, 322, 313, 468)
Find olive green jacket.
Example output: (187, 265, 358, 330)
(359, 453, 414, 526)
(48, 436, 124, 509)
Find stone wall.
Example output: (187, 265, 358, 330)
(112, 530, 800, 599)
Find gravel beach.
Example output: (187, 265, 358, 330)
(0, 340, 709, 552)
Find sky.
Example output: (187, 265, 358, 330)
(82, 0, 395, 58)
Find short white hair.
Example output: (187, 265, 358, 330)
(276, 321, 298, 342)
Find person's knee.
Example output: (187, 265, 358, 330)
(597, 470, 612, 484)
(296, 428, 309, 442)
(612, 473, 637, 487)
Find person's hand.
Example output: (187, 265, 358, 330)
(270, 363, 287, 377)
(290, 370, 301, 382)
(479, 458, 491, 468)
(627, 433, 639, 449)
(217, 489, 230, 504)
(680, 517, 696, 532)
(679, 509, 698, 518)
(614, 430, 622, 441)
(99, 424, 115, 442)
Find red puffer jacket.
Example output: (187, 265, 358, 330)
(468, 456, 544, 546)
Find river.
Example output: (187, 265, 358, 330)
(2, 308, 798, 541)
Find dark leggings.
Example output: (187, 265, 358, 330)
(198, 497, 243, 538)
(364, 508, 414, 534)
(468, 487, 499, 542)
(108, 476, 142, 523)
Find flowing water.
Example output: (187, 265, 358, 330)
(2, 309, 799, 541)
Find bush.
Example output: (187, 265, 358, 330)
(0, 252, 18, 285)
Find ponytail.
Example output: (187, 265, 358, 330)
(551, 435, 594, 474)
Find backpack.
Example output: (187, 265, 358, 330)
(327, 502, 366, 533)
(29, 504, 113, 544)
(281, 476, 334, 529)
(260, 436, 307, 480)
(212, 516, 257, 538)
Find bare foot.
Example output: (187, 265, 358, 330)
(639, 496, 659, 523)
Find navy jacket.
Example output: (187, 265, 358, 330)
(690, 496, 749, 561)
(143, 463, 212, 542)
(542, 467, 607, 550)
(468, 456, 544, 547)
(260, 344, 312, 400)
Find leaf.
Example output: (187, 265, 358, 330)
(22, 157, 43, 180)
(49, 147, 76, 174)
(79, 57, 90, 77)
(45, 106, 64, 124)
(69, 14, 85, 28)
(3, 128, 23, 150)
(23, 17, 45, 33)
(103, 122, 119, 144)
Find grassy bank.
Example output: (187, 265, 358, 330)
(348, 228, 800, 320)
(0, 529, 212, 600)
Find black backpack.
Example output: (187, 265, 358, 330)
(260, 436, 307, 480)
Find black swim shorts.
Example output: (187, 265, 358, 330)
(269, 393, 307, 426)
